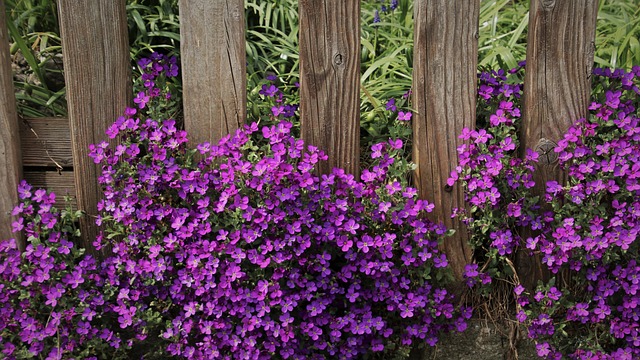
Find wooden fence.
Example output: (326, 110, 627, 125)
(0, 0, 598, 284)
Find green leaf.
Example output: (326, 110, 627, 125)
(6, 17, 48, 91)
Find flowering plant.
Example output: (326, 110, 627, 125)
(515, 66, 640, 359)
(452, 62, 640, 359)
(89, 53, 469, 359)
(0, 183, 129, 359)
(450, 62, 539, 290)
(2, 52, 468, 359)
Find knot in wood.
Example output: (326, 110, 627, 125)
(230, 4, 241, 20)
(333, 53, 344, 66)
(542, 0, 556, 9)
(534, 138, 558, 165)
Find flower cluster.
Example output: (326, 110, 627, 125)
(257, 75, 299, 120)
(90, 103, 470, 358)
(517, 66, 640, 359)
(2, 53, 468, 360)
(453, 61, 640, 359)
(0, 182, 128, 359)
(450, 62, 540, 284)
(133, 52, 181, 120)
(361, 91, 415, 183)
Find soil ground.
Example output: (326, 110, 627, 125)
(423, 320, 538, 360)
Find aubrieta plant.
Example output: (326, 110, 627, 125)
(89, 53, 470, 359)
(0, 183, 130, 359)
(1, 52, 469, 360)
(133, 52, 181, 121)
(450, 61, 540, 289)
(249, 73, 300, 133)
(515, 66, 640, 359)
(452, 62, 640, 359)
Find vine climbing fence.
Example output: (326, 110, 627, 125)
(0, 0, 599, 288)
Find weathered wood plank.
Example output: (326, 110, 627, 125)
(0, 1, 23, 248)
(23, 170, 77, 211)
(412, 0, 480, 280)
(299, 0, 360, 176)
(179, 0, 246, 146)
(519, 0, 598, 291)
(20, 117, 73, 168)
(58, 0, 130, 253)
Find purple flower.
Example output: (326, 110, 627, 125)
(373, 10, 381, 23)
(259, 84, 278, 97)
(397, 111, 412, 121)
(385, 98, 396, 112)
(133, 91, 150, 109)
(271, 105, 284, 117)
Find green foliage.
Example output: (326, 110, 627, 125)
(126, 0, 180, 60)
(5, 0, 58, 34)
(245, 0, 299, 81)
(360, 1, 414, 149)
(478, 0, 529, 70)
(596, 0, 640, 70)
(5, 0, 640, 120)
(5, 0, 64, 117)
(245, 0, 300, 113)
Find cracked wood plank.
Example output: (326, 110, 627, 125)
(180, 0, 246, 146)
(299, 0, 360, 176)
(412, 0, 480, 281)
(0, 0, 23, 248)
(58, 0, 130, 254)
(519, 0, 598, 291)
(20, 117, 73, 168)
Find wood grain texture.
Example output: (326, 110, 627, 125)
(58, 0, 130, 253)
(299, 0, 360, 176)
(519, 0, 598, 291)
(412, 0, 479, 280)
(179, 0, 246, 146)
(0, 1, 23, 248)
(24, 170, 77, 211)
(20, 117, 73, 168)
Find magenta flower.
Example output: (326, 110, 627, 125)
(133, 91, 150, 109)
(397, 111, 412, 121)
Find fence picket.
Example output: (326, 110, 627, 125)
(0, 0, 23, 249)
(180, 0, 246, 146)
(412, 0, 480, 280)
(58, 0, 130, 254)
(299, 0, 361, 176)
(519, 0, 599, 290)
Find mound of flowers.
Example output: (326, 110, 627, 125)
(453, 63, 640, 359)
(0, 182, 130, 359)
(517, 66, 640, 360)
(0, 53, 469, 360)
(90, 114, 469, 359)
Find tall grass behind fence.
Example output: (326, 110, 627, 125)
(0, 0, 599, 281)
